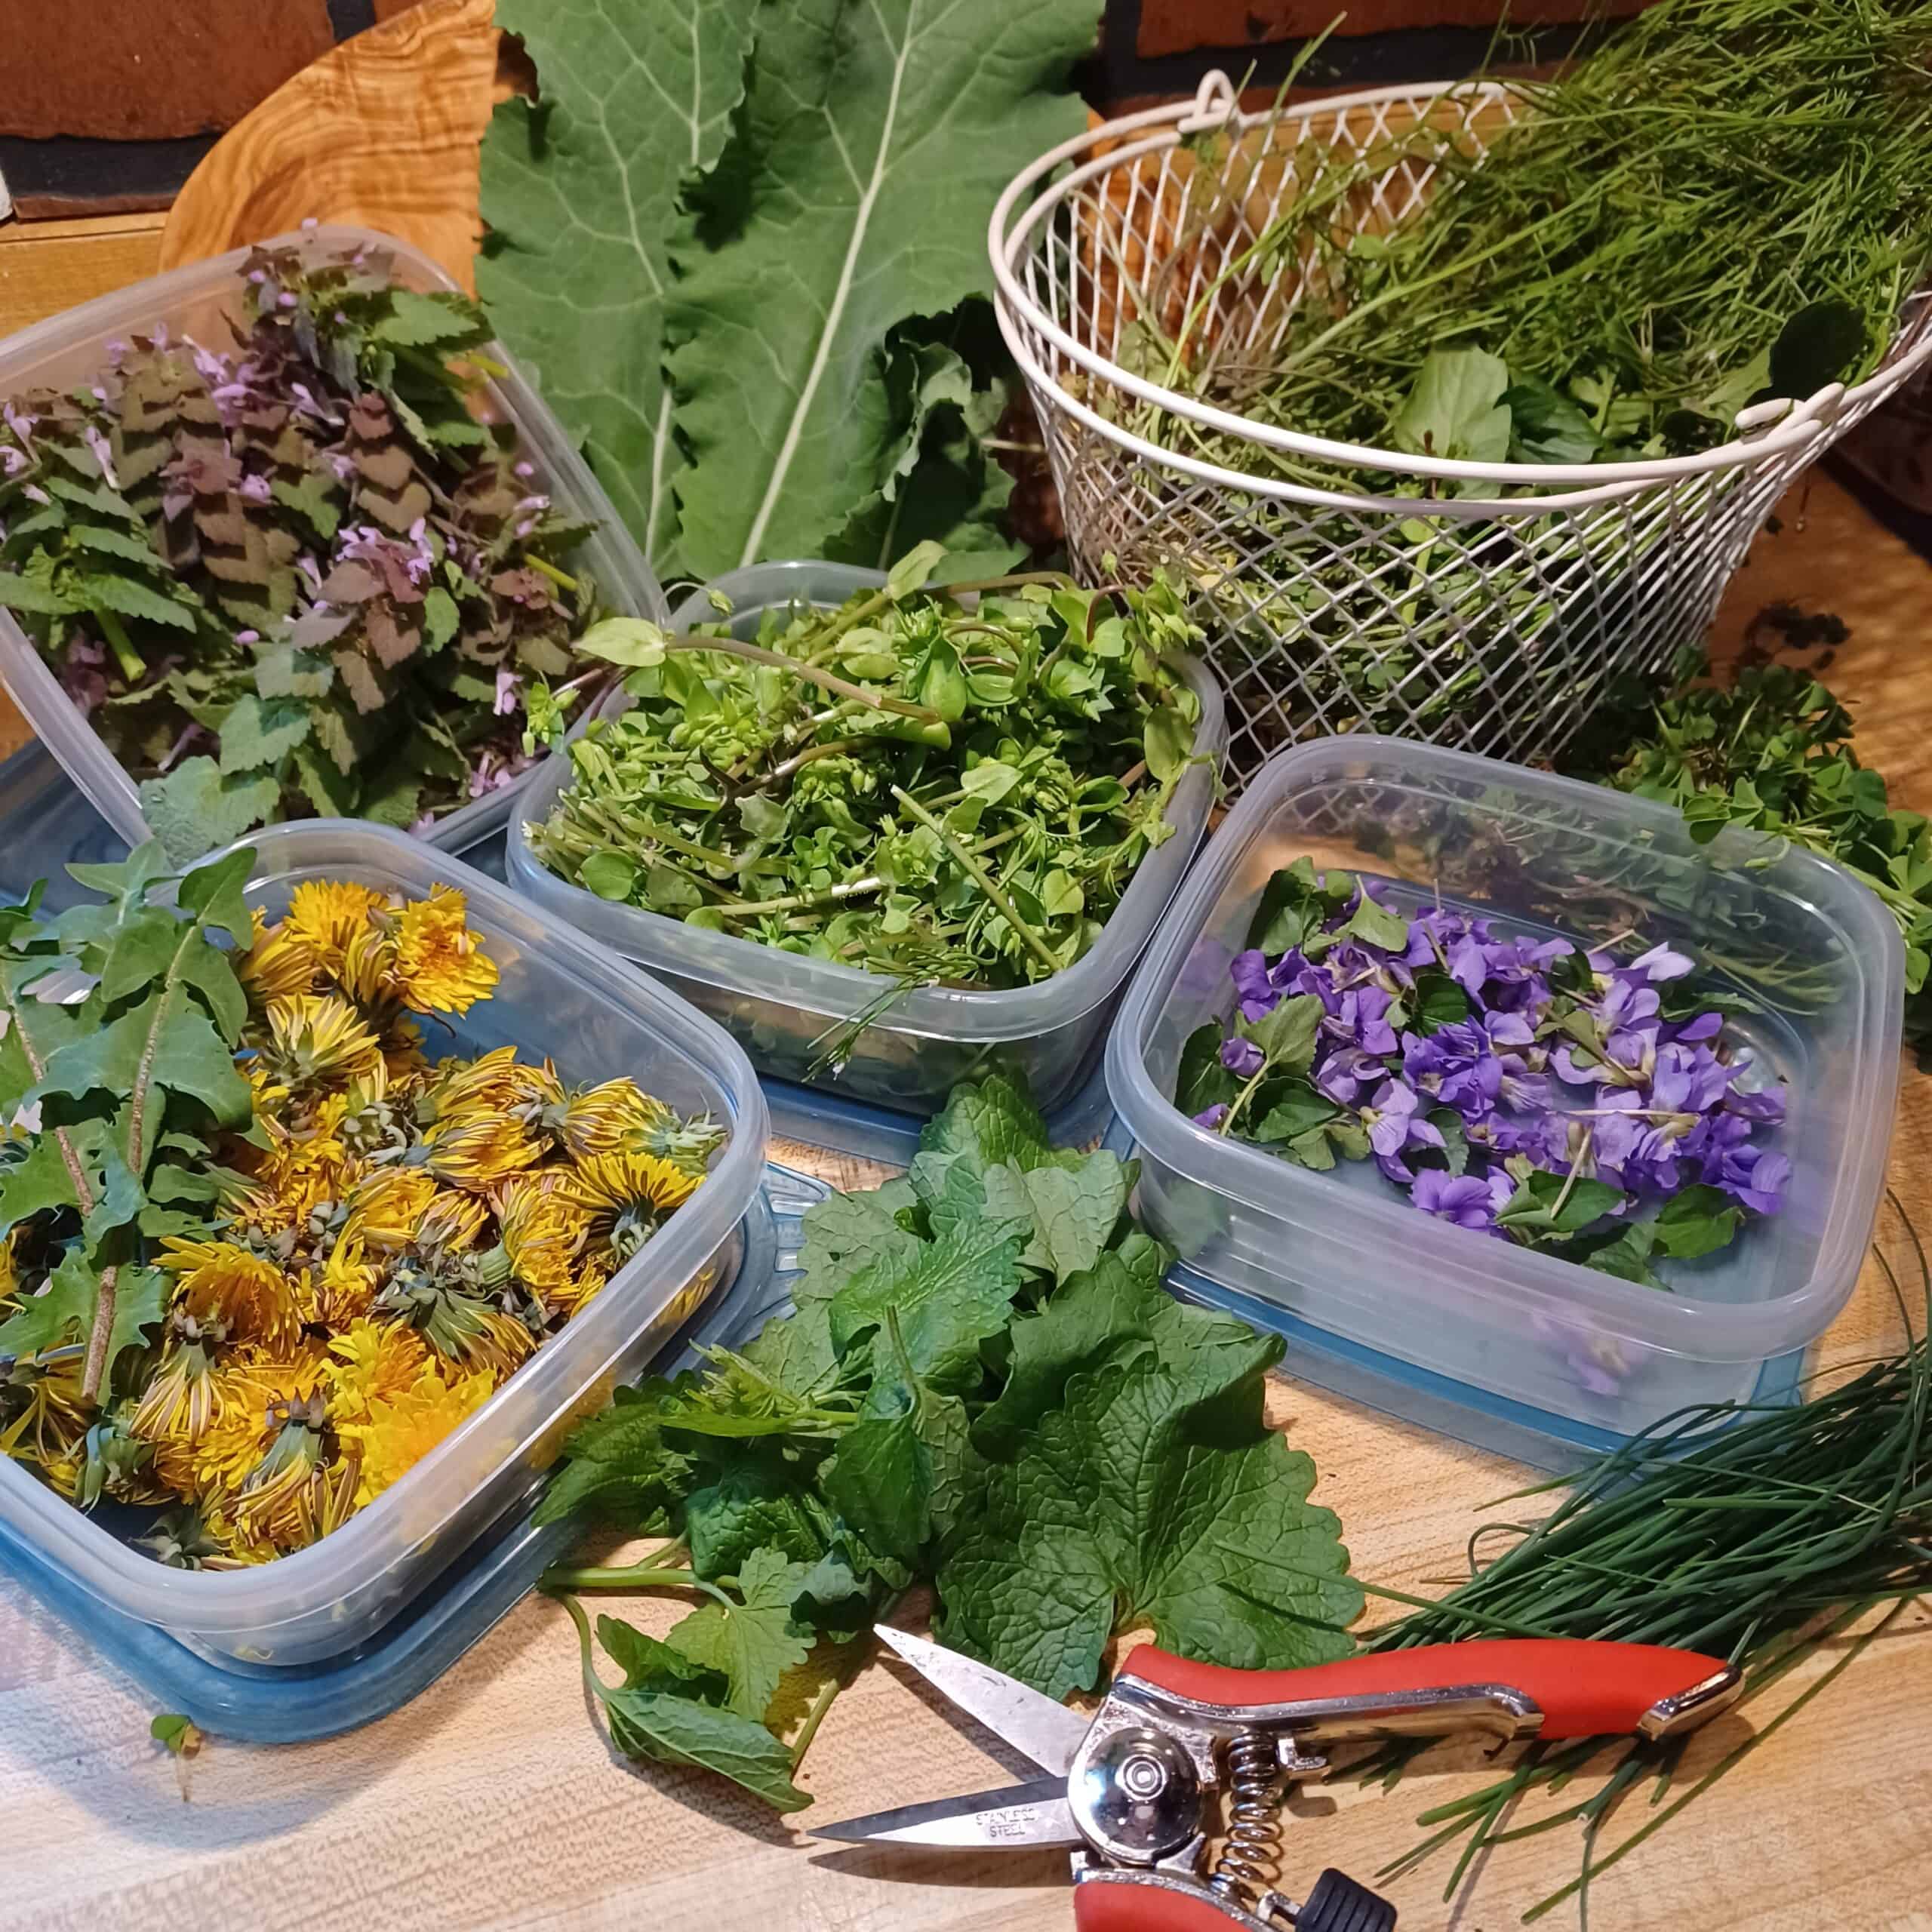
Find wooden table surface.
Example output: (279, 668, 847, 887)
(1, 220, 1930, 1932)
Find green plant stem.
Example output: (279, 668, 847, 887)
(540, 1561, 733, 1606)
(888, 786, 1058, 972)
(667, 634, 941, 725)
(94, 609, 145, 685)
(525, 555, 580, 594)
(1522, 1599, 1909, 1923)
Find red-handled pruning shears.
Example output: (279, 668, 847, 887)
(815, 1628, 1742, 1931)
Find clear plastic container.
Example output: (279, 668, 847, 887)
(507, 561, 1228, 1117)
(0, 1162, 826, 1740)
(0, 224, 667, 862)
(0, 821, 769, 1666)
(1107, 738, 1903, 1444)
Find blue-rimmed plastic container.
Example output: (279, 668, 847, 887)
(0, 224, 667, 863)
(507, 562, 1226, 1121)
(0, 821, 770, 1669)
(0, 1164, 826, 1742)
(1108, 737, 1902, 1454)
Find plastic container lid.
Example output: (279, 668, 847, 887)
(1108, 737, 1903, 1440)
(0, 224, 667, 863)
(506, 561, 1227, 1118)
(0, 821, 768, 1665)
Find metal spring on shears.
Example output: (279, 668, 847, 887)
(1209, 1731, 1283, 1904)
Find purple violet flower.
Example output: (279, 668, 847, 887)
(1220, 1036, 1265, 1080)
(1531, 1310, 1630, 1398)
(494, 667, 523, 716)
(1721, 1149, 1790, 1216)
(1631, 941, 1695, 982)
(1229, 949, 1279, 1020)
(1193, 1103, 1229, 1130)
(1411, 1169, 1511, 1233)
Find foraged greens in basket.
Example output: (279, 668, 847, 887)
(525, 547, 1210, 990)
(1148, 0, 1932, 479)
(0, 241, 613, 863)
(0, 847, 721, 1564)
(1177, 861, 1788, 1291)
(534, 1073, 1357, 1810)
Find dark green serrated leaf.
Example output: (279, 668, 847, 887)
(666, 1546, 812, 1719)
(138, 758, 280, 867)
(217, 693, 312, 775)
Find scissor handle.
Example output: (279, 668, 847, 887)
(1118, 1638, 1737, 1741)
(1072, 1872, 1277, 1932)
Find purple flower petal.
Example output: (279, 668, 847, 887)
(1220, 1036, 1265, 1080)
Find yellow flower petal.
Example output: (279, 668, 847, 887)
(261, 993, 387, 1091)
(421, 1110, 541, 1192)
(158, 1238, 307, 1355)
(285, 881, 388, 972)
(391, 885, 498, 1016)
(341, 1167, 439, 1251)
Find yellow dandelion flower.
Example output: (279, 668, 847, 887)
(380, 1014, 429, 1088)
(285, 880, 387, 974)
(159, 1238, 307, 1355)
(238, 907, 318, 1007)
(420, 1109, 540, 1192)
(340, 1166, 439, 1251)
(558, 1080, 673, 1161)
(565, 1149, 703, 1266)
(552, 1260, 609, 1318)
(260, 993, 387, 1091)
(322, 1318, 432, 1426)
(417, 1187, 490, 1252)
(497, 1173, 592, 1306)
(224, 1396, 361, 1555)
(338, 919, 398, 1008)
(173, 1350, 326, 1500)
(393, 1289, 537, 1380)
(0, 1359, 90, 1467)
(309, 1235, 379, 1327)
(130, 1332, 228, 1446)
(337, 1363, 496, 1505)
(391, 885, 497, 1016)
(228, 1087, 359, 1237)
(418, 1046, 563, 1126)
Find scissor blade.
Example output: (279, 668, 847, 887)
(810, 1776, 1078, 1849)
(872, 1624, 1089, 1776)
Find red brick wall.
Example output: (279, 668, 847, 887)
(1136, 0, 1657, 60)
(0, 0, 338, 140)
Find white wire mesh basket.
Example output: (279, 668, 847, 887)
(990, 72, 1932, 786)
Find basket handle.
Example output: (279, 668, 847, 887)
(1179, 71, 1238, 135)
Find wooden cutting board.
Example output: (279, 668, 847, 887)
(156, 0, 500, 293)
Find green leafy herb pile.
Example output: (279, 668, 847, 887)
(0, 845, 254, 1408)
(535, 1073, 1358, 1810)
(0, 241, 610, 863)
(1570, 659, 1932, 1047)
(526, 550, 1208, 990)
(478, 0, 1100, 577)
(1150, 0, 1932, 478)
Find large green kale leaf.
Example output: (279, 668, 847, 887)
(665, 0, 1094, 572)
(479, 0, 763, 569)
